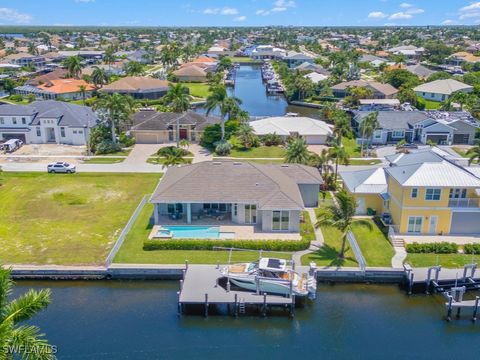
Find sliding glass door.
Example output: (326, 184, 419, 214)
(244, 204, 257, 224)
(272, 211, 289, 231)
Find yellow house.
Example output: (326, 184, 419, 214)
(384, 161, 480, 235)
(340, 167, 388, 215)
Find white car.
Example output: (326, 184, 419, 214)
(47, 162, 76, 174)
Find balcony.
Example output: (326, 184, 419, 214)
(448, 198, 480, 208)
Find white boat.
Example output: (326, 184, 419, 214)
(221, 258, 317, 298)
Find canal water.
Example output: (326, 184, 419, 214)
(12, 280, 480, 359)
(198, 64, 320, 118)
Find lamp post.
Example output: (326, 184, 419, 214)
(84, 123, 90, 156)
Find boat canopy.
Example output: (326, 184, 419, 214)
(258, 258, 287, 272)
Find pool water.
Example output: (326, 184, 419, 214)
(163, 226, 228, 239)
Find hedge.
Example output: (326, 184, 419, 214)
(143, 239, 311, 252)
(464, 244, 480, 254)
(405, 242, 458, 254)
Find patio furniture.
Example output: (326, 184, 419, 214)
(169, 212, 182, 220)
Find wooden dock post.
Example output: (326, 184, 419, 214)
(255, 276, 260, 295)
(456, 287, 465, 319)
(177, 291, 182, 316)
(472, 296, 479, 322)
(234, 294, 238, 318)
(262, 293, 267, 317)
(408, 272, 414, 295)
(447, 295, 453, 321)
(204, 293, 209, 317)
(290, 295, 295, 318)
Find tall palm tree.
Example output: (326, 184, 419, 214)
(285, 137, 310, 164)
(315, 190, 357, 259)
(310, 148, 333, 177)
(204, 85, 241, 141)
(91, 66, 108, 88)
(467, 141, 480, 165)
(78, 85, 87, 105)
(0, 267, 55, 360)
(164, 83, 191, 146)
(96, 93, 135, 142)
(332, 111, 352, 145)
(359, 111, 379, 157)
(62, 56, 82, 79)
(124, 61, 145, 76)
(103, 46, 115, 71)
(329, 143, 350, 182)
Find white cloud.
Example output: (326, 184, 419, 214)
(460, 2, 480, 12)
(274, 0, 296, 8)
(459, 2, 480, 20)
(460, 11, 480, 19)
(0, 8, 32, 23)
(389, 12, 413, 20)
(221, 7, 238, 15)
(202, 8, 219, 14)
(272, 7, 287, 12)
(368, 11, 387, 19)
(399, 2, 412, 8)
(202, 7, 238, 16)
(405, 8, 424, 14)
(75, 0, 95, 2)
(256, 9, 269, 15)
(233, 16, 246, 22)
(255, 0, 296, 16)
(442, 19, 456, 25)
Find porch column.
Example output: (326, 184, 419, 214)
(187, 203, 192, 224)
(154, 204, 159, 224)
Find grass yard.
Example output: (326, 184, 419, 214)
(182, 82, 211, 98)
(405, 253, 480, 268)
(114, 203, 294, 264)
(351, 220, 394, 267)
(418, 97, 442, 110)
(83, 157, 125, 164)
(228, 146, 286, 158)
(0, 172, 160, 265)
(229, 56, 256, 63)
(342, 137, 362, 158)
(348, 159, 382, 166)
(146, 157, 193, 165)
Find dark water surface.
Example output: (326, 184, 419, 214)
(12, 281, 480, 360)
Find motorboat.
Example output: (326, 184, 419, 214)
(221, 258, 317, 298)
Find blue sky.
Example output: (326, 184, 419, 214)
(1, 0, 480, 26)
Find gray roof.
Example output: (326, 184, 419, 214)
(354, 111, 431, 130)
(340, 167, 387, 194)
(385, 149, 446, 166)
(0, 103, 37, 116)
(406, 64, 436, 78)
(27, 101, 99, 128)
(150, 161, 323, 210)
(131, 111, 221, 131)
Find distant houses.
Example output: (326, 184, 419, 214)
(414, 79, 474, 102)
(101, 76, 170, 99)
(331, 80, 399, 99)
(15, 78, 95, 101)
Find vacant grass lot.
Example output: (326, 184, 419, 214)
(0, 172, 160, 265)
(182, 82, 211, 98)
(229, 146, 286, 158)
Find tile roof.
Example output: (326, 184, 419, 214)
(131, 110, 221, 131)
(102, 76, 169, 92)
(332, 80, 398, 96)
(36, 79, 95, 94)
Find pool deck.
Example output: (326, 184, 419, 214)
(149, 223, 301, 241)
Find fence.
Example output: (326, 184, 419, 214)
(347, 231, 366, 271)
(105, 194, 150, 267)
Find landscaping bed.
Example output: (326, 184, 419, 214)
(0, 172, 160, 265)
(83, 157, 125, 164)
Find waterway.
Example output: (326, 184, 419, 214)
(12, 280, 480, 359)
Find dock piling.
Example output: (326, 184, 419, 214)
(204, 293, 209, 317)
(234, 294, 238, 317)
(262, 293, 267, 317)
(473, 296, 479, 322)
(447, 295, 453, 321)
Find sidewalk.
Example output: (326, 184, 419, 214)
(292, 208, 324, 265)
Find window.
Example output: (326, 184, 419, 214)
(425, 188, 441, 201)
(408, 216, 423, 233)
(411, 188, 418, 199)
(430, 93, 434, 98)
(60, 127, 65, 137)
(167, 203, 183, 214)
(21, 117, 26, 124)
(244, 204, 257, 224)
(392, 130, 404, 138)
(422, 92, 426, 96)
(0, 117, 3, 124)
(73, 130, 77, 134)
(272, 211, 289, 231)
(36, 127, 41, 136)
(12, 117, 17, 125)
(78, 130, 83, 134)
(233, 203, 238, 216)
(449, 188, 467, 199)
(374, 130, 382, 139)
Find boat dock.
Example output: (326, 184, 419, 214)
(178, 264, 296, 317)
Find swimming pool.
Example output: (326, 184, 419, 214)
(159, 226, 234, 239)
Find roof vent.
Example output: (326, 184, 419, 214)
(255, 183, 259, 186)
(281, 164, 289, 168)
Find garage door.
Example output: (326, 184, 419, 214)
(2, 133, 26, 142)
(426, 134, 448, 145)
(450, 212, 480, 234)
(453, 134, 470, 145)
(135, 134, 159, 144)
(305, 135, 327, 145)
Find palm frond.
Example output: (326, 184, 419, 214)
(4, 289, 51, 324)
(11, 325, 56, 360)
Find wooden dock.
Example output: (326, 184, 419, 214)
(178, 265, 295, 317)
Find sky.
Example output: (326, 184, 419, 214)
(1, 0, 480, 27)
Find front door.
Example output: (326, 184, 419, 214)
(179, 128, 188, 140)
(428, 216, 438, 235)
(46, 128, 56, 143)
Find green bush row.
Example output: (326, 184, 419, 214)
(464, 244, 480, 254)
(143, 239, 311, 252)
(405, 242, 458, 254)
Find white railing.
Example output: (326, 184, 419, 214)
(448, 198, 480, 208)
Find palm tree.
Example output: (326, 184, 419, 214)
(466, 141, 480, 165)
(285, 137, 310, 164)
(315, 190, 357, 259)
(329, 143, 350, 182)
(204, 85, 242, 141)
(159, 147, 188, 167)
(78, 85, 87, 105)
(96, 93, 135, 142)
(164, 83, 191, 146)
(91, 66, 108, 88)
(236, 123, 257, 149)
(27, 42, 38, 55)
(63, 56, 82, 79)
(359, 112, 379, 157)
(310, 148, 333, 177)
(124, 61, 145, 76)
(103, 46, 115, 71)
(0, 267, 55, 360)
(332, 111, 352, 144)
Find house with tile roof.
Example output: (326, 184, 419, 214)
(150, 161, 323, 233)
(15, 78, 95, 100)
(331, 80, 399, 99)
(101, 76, 170, 99)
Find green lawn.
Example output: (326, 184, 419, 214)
(0, 172, 160, 265)
(418, 97, 442, 110)
(229, 56, 256, 63)
(351, 220, 394, 267)
(342, 137, 362, 158)
(406, 253, 480, 268)
(83, 157, 125, 164)
(2, 97, 30, 105)
(114, 203, 293, 264)
(181, 82, 211, 98)
(348, 159, 382, 166)
(228, 146, 286, 158)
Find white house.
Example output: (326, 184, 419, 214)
(0, 101, 99, 145)
(250, 116, 333, 144)
(414, 79, 473, 102)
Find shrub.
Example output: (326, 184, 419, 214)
(261, 133, 284, 146)
(143, 239, 310, 252)
(215, 140, 232, 156)
(119, 133, 136, 147)
(405, 242, 458, 254)
(156, 146, 191, 157)
(95, 139, 123, 155)
(464, 244, 480, 254)
(9, 94, 23, 102)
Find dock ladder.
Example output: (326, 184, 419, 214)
(239, 298, 246, 314)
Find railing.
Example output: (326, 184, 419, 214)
(448, 198, 480, 208)
(347, 231, 366, 271)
